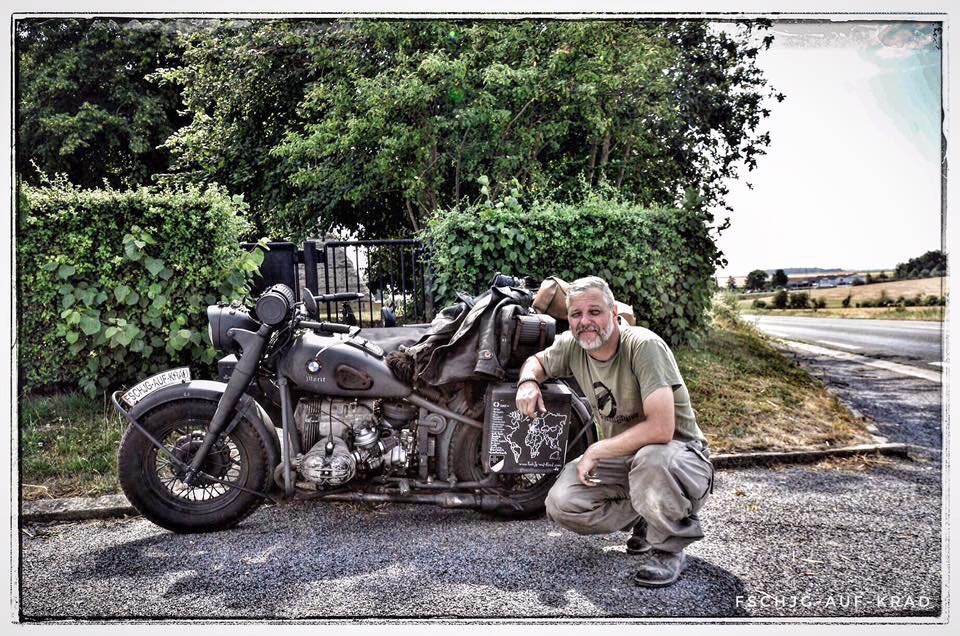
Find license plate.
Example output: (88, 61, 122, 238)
(122, 367, 191, 406)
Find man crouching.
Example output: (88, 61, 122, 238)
(516, 276, 713, 588)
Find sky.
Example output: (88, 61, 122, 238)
(714, 21, 943, 278)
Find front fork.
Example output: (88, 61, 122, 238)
(180, 323, 274, 485)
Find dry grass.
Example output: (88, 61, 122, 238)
(676, 320, 875, 454)
(809, 453, 896, 473)
(21, 476, 119, 501)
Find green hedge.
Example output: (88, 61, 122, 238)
(422, 197, 721, 346)
(18, 182, 263, 395)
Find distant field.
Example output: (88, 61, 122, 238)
(739, 276, 948, 307)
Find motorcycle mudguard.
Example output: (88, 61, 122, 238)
(125, 379, 281, 476)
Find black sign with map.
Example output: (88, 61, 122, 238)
(482, 383, 573, 474)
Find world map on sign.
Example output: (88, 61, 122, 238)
(502, 409, 567, 464)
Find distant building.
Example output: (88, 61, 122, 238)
(836, 275, 864, 286)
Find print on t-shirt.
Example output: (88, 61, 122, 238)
(593, 381, 617, 418)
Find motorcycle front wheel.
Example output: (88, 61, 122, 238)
(448, 405, 591, 519)
(117, 399, 272, 533)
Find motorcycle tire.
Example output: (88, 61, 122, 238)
(117, 399, 272, 533)
(448, 406, 591, 519)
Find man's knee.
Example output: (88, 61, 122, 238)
(545, 482, 620, 535)
(629, 442, 678, 473)
(545, 483, 587, 531)
(628, 441, 711, 521)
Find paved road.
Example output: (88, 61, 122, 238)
(780, 343, 944, 453)
(747, 314, 943, 451)
(747, 315, 943, 368)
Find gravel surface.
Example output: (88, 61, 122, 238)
(19, 456, 942, 620)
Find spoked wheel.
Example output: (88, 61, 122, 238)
(449, 406, 591, 519)
(117, 399, 271, 533)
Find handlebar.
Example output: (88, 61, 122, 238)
(299, 319, 357, 335)
(300, 288, 364, 321)
(314, 292, 364, 303)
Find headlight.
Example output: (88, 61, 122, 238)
(254, 284, 296, 326)
(206, 303, 261, 353)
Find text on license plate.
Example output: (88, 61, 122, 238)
(122, 367, 191, 406)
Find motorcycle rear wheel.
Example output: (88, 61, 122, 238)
(117, 399, 271, 533)
(449, 406, 590, 519)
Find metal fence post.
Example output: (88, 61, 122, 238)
(303, 239, 320, 297)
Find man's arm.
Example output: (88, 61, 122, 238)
(576, 386, 676, 486)
(516, 353, 548, 417)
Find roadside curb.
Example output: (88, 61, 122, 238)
(20, 443, 913, 523)
(21, 494, 136, 524)
(710, 442, 912, 469)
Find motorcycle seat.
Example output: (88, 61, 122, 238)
(359, 325, 432, 354)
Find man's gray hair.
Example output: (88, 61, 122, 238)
(566, 276, 616, 309)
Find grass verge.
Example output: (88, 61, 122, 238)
(20, 316, 875, 499)
(676, 317, 874, 454)
(19, 393, 125, 500)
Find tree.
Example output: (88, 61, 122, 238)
(772, 269, 788, 288)
(772, 289, 788, 308)
(15, 18, 187, 188)
(789, 292, 810, 309)
(158, 19, 331, 239)
(895, 249, 945, 279)
(162, 19, 779, 240)
(745, 269, 768, 291)
(726, 276, 737, 290)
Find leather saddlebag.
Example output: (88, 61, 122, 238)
(533, 276, 570, 319)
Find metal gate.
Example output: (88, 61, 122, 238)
(246, 238, 432, 327)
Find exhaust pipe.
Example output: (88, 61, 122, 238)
(307, 490, 523, 512)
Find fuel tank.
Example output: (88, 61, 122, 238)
(278, 331, 412, 398)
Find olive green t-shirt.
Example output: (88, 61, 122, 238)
(540, 326, 705, 443)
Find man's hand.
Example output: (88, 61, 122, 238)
(516, 381, 546, 418)
(576, 449, 599, 487)
(516, 354, 548, 418)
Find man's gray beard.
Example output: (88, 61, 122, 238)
(575, 313, 616, 351)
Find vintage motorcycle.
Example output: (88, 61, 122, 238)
(112, 278, 595, 533)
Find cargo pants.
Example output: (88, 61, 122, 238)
(544, 439, 714, 553)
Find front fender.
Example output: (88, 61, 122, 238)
(127, 379, 281, 475)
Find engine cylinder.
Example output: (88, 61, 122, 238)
(381, 400, 417, 427)
(299, 438, 356, 486)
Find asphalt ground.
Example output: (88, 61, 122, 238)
(779, 344, 943, 454)
(18, 451, 942, 621)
